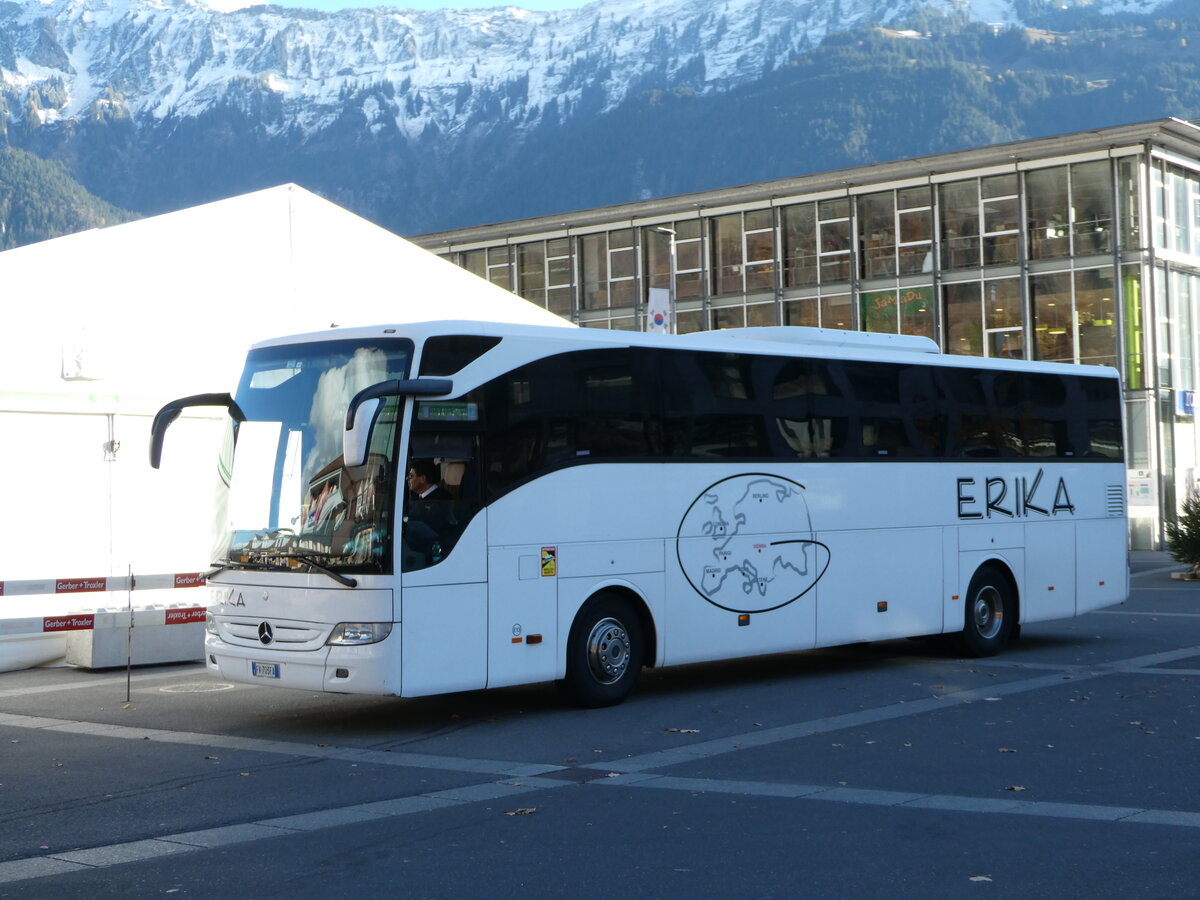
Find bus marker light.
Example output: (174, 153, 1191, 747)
(737, 614, 750, 627)
(877, 601, 888, 613)
(951, 595, 959, 601)
(527, 634, 543, 645)
(1048, 586, 1055, 591)
(511, 636, 523, 643)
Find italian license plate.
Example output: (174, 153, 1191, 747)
(251, 661, 280, 679)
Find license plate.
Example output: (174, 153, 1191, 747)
(251, 661, 280, 679)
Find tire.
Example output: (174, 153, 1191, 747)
(960, 565, 1016, 657)
(564, 594, 645, 708)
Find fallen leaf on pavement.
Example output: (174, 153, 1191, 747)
(505, 808, 537, 816)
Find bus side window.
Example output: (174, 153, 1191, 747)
(576, 355, 658, 458)
(403, 413, 483, 571)
(662, 350, 770, 458)
(1027, 372, 1074, 458)
(772, 358, 835, 458)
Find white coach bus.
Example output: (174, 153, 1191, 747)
(150, 320, 1128, 706)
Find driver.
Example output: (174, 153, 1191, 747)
(403, 459, 455, 565)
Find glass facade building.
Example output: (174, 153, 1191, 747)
(414, 118, 1200, 549)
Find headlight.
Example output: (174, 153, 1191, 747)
(326, 622, 392, 646)
(205, 611, 218, 636)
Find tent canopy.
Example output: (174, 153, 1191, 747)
(0, 183, 571, 408)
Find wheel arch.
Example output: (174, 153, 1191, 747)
(957, 557, 1022, 658)
(573, 584, 658, 669)
(975, 557, 1021, 627)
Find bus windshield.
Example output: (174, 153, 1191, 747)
(211, 338, 413, 576)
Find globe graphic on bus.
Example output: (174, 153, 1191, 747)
(676, 474, 830, 614)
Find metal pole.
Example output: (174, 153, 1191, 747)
(668, 229, 677, 334)
(651, 226, 677, 334)
(126, 564, 133, 704)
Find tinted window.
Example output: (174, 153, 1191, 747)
(419, 335, 501, 376)
(662, 352, 771, 458)
(474, 345, 1124, 501)
(483, 349, 659, 495)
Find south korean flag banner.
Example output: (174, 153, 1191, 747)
(646, 287, 671, 334)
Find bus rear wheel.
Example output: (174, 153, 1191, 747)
(564, 594, 645, 708)
(960, 565, 1015, 657)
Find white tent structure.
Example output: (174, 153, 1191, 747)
(0, 184, 571, 670)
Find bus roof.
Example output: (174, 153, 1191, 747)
(249, 319, 1120, 381)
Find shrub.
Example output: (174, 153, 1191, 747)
(1165, 493, 1200, 577)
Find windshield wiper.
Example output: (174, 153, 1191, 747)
(205, 558, 277, 579)
(209, 549, 358, 588)
(276, 554, 358, 588)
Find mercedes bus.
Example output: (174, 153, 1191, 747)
(150, 320, 1128, 706)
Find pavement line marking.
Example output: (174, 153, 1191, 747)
(602, 774, 1194, 826)
(0, 713, 562, 779)
(965, 659, 1095, 672)
(1131, 565, 1185, 579)
(6, 764, 1200, 887)
(3, 642, 1199, 886)
(5, 645, 1197, 786)
(1093, 609, 1200, 617)
(586, 671, 1098, 774)
(584, 644, 1200, 775)
(0, 777, 573, 886)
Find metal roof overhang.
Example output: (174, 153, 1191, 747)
(413, 117, 1200, 250)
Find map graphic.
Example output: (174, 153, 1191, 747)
(676, 474, 831, 614)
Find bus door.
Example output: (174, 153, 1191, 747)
(398, 422, 489, 698)
(1023, 519, 1077, 621)
(486, 538, 558, 690)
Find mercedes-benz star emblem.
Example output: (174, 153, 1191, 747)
(257, 622, 274, 645)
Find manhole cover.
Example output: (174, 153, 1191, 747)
(159, 682, 237, 693)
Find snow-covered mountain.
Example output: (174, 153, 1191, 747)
(0, 0, 1184, 233)
(0, 0, 1164, 138)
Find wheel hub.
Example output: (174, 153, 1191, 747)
(586, 617, 630, 685)
(973, 585, 1004, 640)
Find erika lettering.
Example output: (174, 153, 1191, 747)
(957, 469, 1074, 519)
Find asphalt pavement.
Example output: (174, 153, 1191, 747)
(1, 550, 1197, 898)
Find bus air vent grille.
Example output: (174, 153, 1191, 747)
(1105, 484, 1125, 518)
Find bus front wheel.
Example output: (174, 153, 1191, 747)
(564, 595, 645, 708)
(960, 565, 1015, 657)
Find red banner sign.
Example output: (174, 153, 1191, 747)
(55, 578, 108, 594)
(173, 573, 206, 588)
(165, 607, 207, 625)
(43, 615, 96, 632)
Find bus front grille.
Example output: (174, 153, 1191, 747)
(222, 620, 327, 650)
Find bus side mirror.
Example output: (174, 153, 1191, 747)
(343, 378, 454, 468)
(343, 397, 382, 468)
(150, 392, 245, 469)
